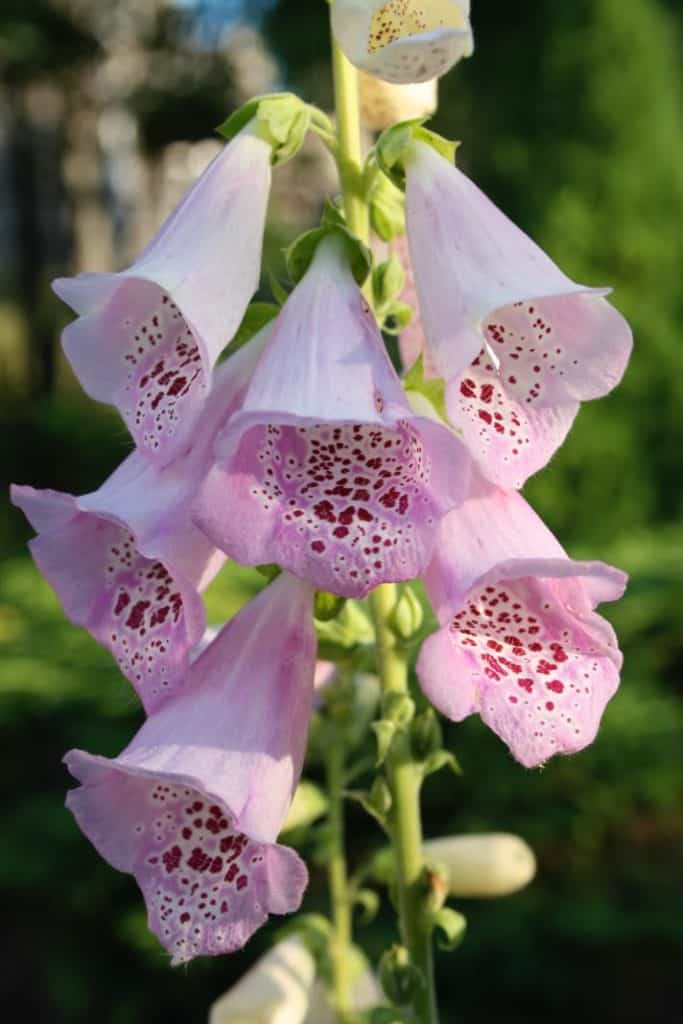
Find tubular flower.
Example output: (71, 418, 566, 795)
(53, 127, 272, 465)
(417, 479, 627, 767)
(404, 140, 633, 488)
(65, 573, 315, 964)
(332, 0, 473, 84)
(11, 334, 268, 711)
(194, 236, 472, 599)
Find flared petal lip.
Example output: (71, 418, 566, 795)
(470, 556, 628, 603)
(64, 749, 256, 842)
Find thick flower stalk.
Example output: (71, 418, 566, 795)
(194, 233, 472, 598)
(65, 573, 315, 964)
(418, 480, 627, 766)
(11, 332, 269, 711)
(53, 126, 272, 464)
(332, 0, 473, 84)
(401, 137, 633, 487)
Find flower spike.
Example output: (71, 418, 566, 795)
(53, 127, 272, 465)
(417, 482, 627, 767)
(404, 139, 633, 488)
(65, 573, 315, 964)
(11, 333, 269, 711)
(194, 234, 472, 598)
(332, 0, 473, 84)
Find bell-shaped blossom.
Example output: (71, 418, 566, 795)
(194, 236, 472, 599)
(417, 479, 627, 767)
(405, 141, 633, 488)
(332, 0, 473, 84)
(53, 128, 272, 465)
(11, 334, 268, 711)
(65, 573, 315, 964)
(360, 72, 438, 131)
(209, 937, 316, 1023)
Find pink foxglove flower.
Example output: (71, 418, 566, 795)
(11, 334, 268, 711)
(194, 236, 472, 598)
(405, 141, 633, 488)
(417, 479, 627, 767)
(53, 128, 272, 465)
(65, 573, 314, 964)
(332, 0, 473, 85)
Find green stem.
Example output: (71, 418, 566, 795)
(329, 6, 438, 1019)
(331, 27, 369, 242)
(325, 742, 354, 1022)
(369, 586, 439, 1024)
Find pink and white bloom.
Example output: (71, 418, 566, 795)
(332, 0, 473, 85)
(65, 573, 315, 965)
(417, 479, 627, 767)
(405, 141, 633, 488)
(53, 128, 272, 465)
(194, 236, 472, 599)
(11, 334, 268, 711)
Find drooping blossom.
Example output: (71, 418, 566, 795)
(209, 937, 316, 1024)
(11, 332, 269, 711)
(194, 235, 472, 599)
(53, 127, 272, 465)
(417, 477, 627, 766)
(359, 71, 438, 131)
(404, 140, 633, 488)
(65, 573, 315, 964)
(332, 0, 473, 84)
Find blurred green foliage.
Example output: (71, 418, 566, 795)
(1, 0, 682, 1022)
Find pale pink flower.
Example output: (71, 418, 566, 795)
(11, 335, 268, 711)
(405, 141, 633, 488)
(65, 573, 315, 964)
(194, 236, 472, 598)
(53, 129, 272, 465)
(417, 478, 627, 767)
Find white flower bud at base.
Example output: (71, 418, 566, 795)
(425, 833, 537, 898)
(208, 937, 315, 1024)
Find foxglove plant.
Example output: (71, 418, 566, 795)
(12, 6, 633, 1023)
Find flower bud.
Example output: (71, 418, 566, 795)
(425, 833, 537, 898)
(209, 936, 315, 1023)
(389, 584, 424, 640)
(379, 944, 424, 1006)
(360, 72, 438, 131)
(281, 782, 329, 834)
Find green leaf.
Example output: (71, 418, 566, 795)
(431, 907, 467, 951)
(352, 887, 381, 925)
(403, 355, 448, 423)
(422, 749, 463, 779)
(383, 301, 414, 335)
(376, 119, 459, 190)
(229, 302, 279, 353)
(372, 256, 405, 315)
(285, 225, 372, 286)
(267, 269, 289, 306)
(372, 719, 398, 766)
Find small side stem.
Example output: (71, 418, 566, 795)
(369, 585, 439, 1024)
(326, 742, 354, 1021)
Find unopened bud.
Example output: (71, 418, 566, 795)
(425, 834, 537, 898)
(379, 945, 424, 1006)
(389, 585, 424, 640)
(281, 782, 328, 834)
(209, 936, 315, 1023)
(411, 707, 443, 760)
(360, 73, 438, 131)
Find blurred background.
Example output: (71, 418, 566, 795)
(1, 1, 682, 1021)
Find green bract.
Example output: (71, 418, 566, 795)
(376, 119, 459, 190)
(286, 223, 372, 286)
(217, 92, 313, 167)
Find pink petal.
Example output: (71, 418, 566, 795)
(423, 480, 567, 623)
(405, 142, 633, 486)
(12, 484, 211, 712)
(418, 559, 626, 767)
(53, 131, 271, 465)
(11, 336, 268, 708)
(193, 237, 472, 598)
(64, 574, 315, 963)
